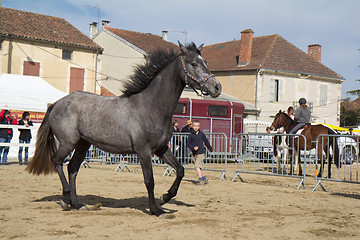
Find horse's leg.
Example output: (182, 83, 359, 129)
(317, 147, 324, 178)
(297, 150, 303, 176)
(288, 148, 293, 174)
(283, 145, 288, 172)
(52, 145, 74, 205)
(293, 148, 298, 174)
(137, 150, 166, 217)
(67, 138, 91, 209)
(326, 147, 332, 178)
(156, 146, 184, 205)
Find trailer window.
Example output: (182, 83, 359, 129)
(174, 103, 187, 114)
(208, 105, 228, 117)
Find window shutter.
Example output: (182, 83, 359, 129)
(278, 80, 282, 102)
(270, 79, 275, 102)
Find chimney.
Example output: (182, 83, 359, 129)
(89, 22, 98, 38)
(238, 29, 254, 67)
(162, 30, 168, 41)
(308, 44, 321, 63)
(102, 20, 110, 28)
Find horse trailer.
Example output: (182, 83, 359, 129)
(173, 98, 244, 139)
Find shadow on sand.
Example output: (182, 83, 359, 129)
(33, 194, 195, 214)
(330, 192, 360, 200)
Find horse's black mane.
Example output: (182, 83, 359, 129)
(122, 43, 200, 97)
(283, 112, 295, 125)
(122, 49, 178, 96)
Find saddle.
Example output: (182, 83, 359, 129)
(289, 123, 311, 135)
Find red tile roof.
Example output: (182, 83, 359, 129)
(0, 7, 102, 51)
(104, 27, 178, 53)
(342, 97, 360, 111)
(202, 34, 343, 80)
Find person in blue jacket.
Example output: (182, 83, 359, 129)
(187, 120, 213, 185)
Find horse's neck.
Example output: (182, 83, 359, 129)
(283, 116, 294, 133)
(141, 58, 185, 117)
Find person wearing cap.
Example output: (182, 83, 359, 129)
(289, 98, 311, 134)
(349, 128, 354, 135)
(181, 120, 193, 133)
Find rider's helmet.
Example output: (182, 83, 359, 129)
(299, 98, 307, 105)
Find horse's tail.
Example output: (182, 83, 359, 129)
(328, 128, 340, 168)
(26, 103, 57, 175)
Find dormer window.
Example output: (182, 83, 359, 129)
(62, 50, 72, 60)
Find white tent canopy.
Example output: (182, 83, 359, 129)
(0, 74, 67, 112)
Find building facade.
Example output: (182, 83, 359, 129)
(0, 7, 103, 94)
(202, 29, 344, 126)
(91, 23, 178, 96)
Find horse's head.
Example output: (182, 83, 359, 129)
(178, 42, 222, 98)
(270, 110, 287, 131)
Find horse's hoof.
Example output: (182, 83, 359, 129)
(79, 203, 102, 211)
(159, 195, 165, 205)
(158, 213, 175, 219)
(59, 200, 71, 211)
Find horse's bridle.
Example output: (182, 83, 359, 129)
(180, 55, 214, 96)
(272, 113, 284, 130)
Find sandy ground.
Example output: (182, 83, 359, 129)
(0, 162, 360, 240)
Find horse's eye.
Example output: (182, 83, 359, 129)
(191, 62, 198, 67)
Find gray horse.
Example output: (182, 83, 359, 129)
(26, 42, 222, 217)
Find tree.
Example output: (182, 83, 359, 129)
(347, 79, 360, 96)
(340, 105, 359, 127)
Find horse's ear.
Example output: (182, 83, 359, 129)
(197, 43, 204, 52)
(278, 110, 282, 113)
(178, 41, 187, 55)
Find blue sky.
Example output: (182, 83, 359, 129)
(2, 0, 359, 100)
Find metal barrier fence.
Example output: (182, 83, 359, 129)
(232, 133, 309, 189)
(0, 125, 38, 163)
(171, 132, 228, 180)
(2, 123, 360, 190)
(84, 132, 229, 180)
(313, 134, 360, 191)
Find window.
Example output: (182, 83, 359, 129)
(174, 103, 187, 114)
(208, 105, 228, 117)
(319, 85, 328, 106)
(62, 50, 72, 60)
(270, 79, 281, 102)
(23, 61, 40, 76)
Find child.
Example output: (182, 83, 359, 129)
(187, 120, 213, 185)
(18, 112, 33, 165)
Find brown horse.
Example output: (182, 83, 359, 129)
(270, 110, 340, 177)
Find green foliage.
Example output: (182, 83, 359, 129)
(340, 106, 359, 127)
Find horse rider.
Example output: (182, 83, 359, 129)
(289, 98, 311, 134)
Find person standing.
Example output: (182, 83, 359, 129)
(187, 120, 213, 185)
(171, 120, 181, 155)
(181, 120, 193, 160)
(0, 109, 18, 164)
(18, 112, 33, 165)
(181, 120, 193, 133)
(349, 128, 354, 135)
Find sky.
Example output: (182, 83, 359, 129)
(2, 0, 359, 100)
